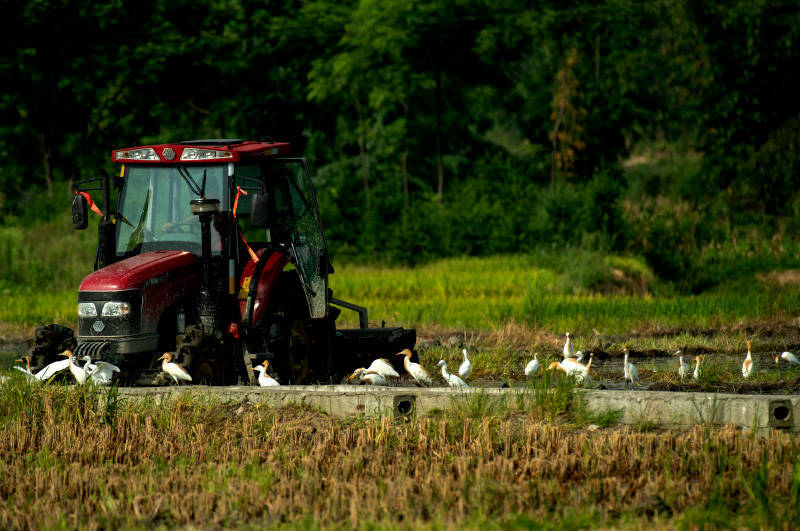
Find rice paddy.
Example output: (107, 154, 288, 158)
(0, 376, 798, 529)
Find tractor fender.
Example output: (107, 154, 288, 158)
(238, 249, 288, 326)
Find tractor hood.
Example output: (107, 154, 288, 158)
(79, 251, 202, 336)
(80, 251, 198, 291)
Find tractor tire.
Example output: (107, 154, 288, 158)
(259, 271, 315, 385)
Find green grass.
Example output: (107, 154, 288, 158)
(331, 255, 800, 334)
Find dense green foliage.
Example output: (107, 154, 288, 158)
(2, 0, 800, 290)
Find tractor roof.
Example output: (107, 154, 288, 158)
(111, 140, 292, 164)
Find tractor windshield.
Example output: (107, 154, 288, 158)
(115, 165, 228, 257)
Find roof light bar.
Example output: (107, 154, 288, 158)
(181, 148, 233, 161)
(114, 148, 159, 161)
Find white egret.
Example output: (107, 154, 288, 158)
(623, 350, 639, 389)
(563, 332, 575, 359)
(80, 356, 120, 385)
(675, 350, 687, 381)
(14, 355, 70, 383)
(60, 350, 88, 384)
(524, 353, 539, 376)
(549, 355, 591, 383)
(365, 358, 400, 379)
(157, 352, 192, 385)
(438, 360, 468, 388)
(742, 341, 754, 379)
(13, 356, 37, 383)
(458, 349, 472, 380)
(349, 367, 388, 386)
(574, 351, 585, 363)
(36, 358, 71, 382)
(396, 349, 433, 387)
(780, 351, 800, 365)
(253, 360, 280, 387)
(692, 355, 703, 381)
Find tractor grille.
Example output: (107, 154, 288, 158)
(75, 341, 112, 359)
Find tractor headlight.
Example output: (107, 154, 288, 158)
(78, 303, 97, 317)
(114, 148, 159, 161)
(101, 302, 131, 317)
(181, 148, 233, 160)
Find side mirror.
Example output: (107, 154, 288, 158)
(250, 192, 271, 228)
(72, 194, 88, 230)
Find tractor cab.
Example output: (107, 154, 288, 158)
(108, 140, 329, 319)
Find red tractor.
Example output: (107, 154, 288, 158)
(63, 139, 415, 385)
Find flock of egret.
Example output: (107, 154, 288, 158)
(13, 350, 119, 385)
(8, 333, 800, 389)
(344, 332, 800, 390)
(522, 334, 800, 389)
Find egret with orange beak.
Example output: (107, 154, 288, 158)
(59, 350, 88, 384)
(396, 349, 433, 387)
(742, 341, 754, 379)
(157, 352, 192, 384)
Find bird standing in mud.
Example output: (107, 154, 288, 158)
(524, 353, 539, 377)
(157, 352, 192, 385)
(253, 360, 280, 387)
(60, 350, 88, 385)
(438, 360, 468, 388)
(776, 351, 800, 367)
(623, 350, 639, 389)
(396, 349, 433, 387)
(81, 355, 120, 385)
(563, 332, 575, 359)
(692, 355, 703, 381)
(742, 341, 754, 379)
(675, 350, 687, 381)
(458, 349, 472, 380)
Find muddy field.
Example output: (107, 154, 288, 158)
(3, 323, 800, 394)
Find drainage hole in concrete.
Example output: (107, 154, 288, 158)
(774, 405, 790, 421)
(397, 400, 413, 415)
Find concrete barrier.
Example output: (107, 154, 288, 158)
(115, 385, 799, 431)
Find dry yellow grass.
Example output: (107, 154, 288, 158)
(0, 381, 798, 529)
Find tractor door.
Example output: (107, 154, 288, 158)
(271, 158, 329, 319)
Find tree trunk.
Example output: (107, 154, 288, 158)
(435, 67, 444, 203)
(401, 101, 410, 209)
(401, 147, 409, 209)
(551, 70, 567, 185)
(354, 98, 370, 209)
(35, 130, 54, 198)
